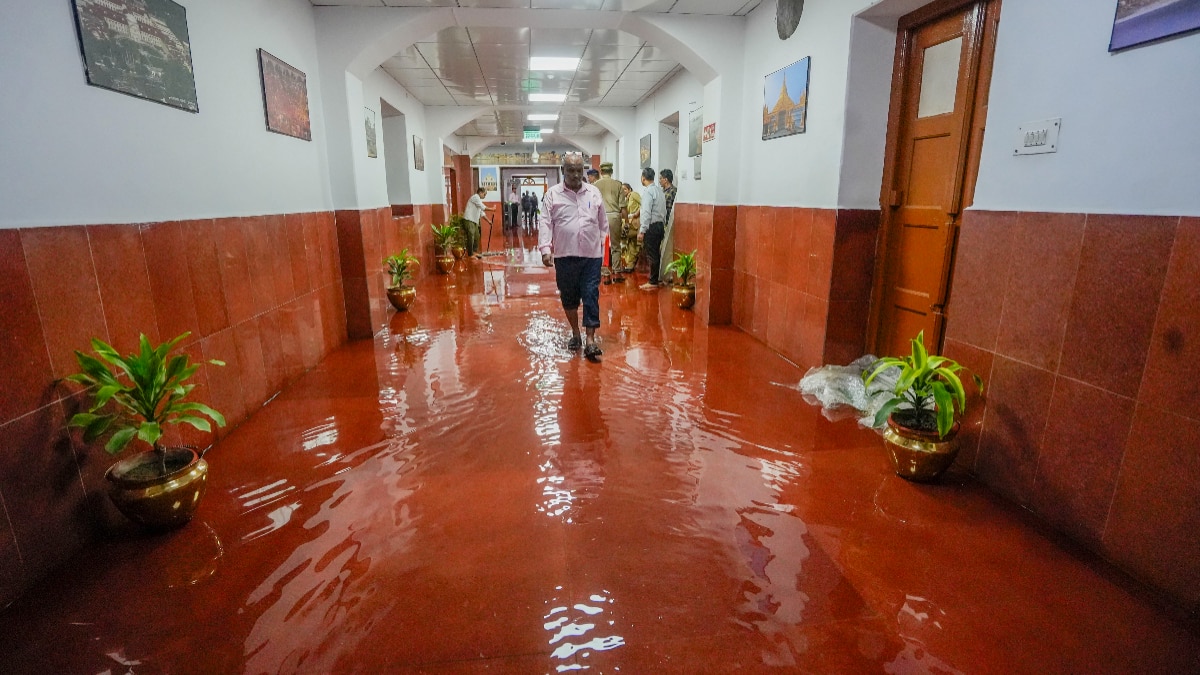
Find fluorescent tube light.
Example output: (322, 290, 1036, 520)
(529, 93, 567, 102)
(540, 128, 555, 134)
(527, 114, 558, 121)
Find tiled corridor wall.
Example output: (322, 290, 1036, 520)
(0, 212, 347, 607)
(336, 206, 436, 340)
(728, 207, 880, 371)
(943, 210, 1200, 616)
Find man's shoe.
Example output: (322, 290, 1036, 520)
(567, 336, 582, 351)
(584, 343, 603, 361)
(639, 283, 658, 291)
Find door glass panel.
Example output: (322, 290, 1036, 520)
(917, 37, 962, 118)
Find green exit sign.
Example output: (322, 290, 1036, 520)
(523, 130, 542, 142)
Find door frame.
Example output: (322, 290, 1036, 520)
(866, 0, 1001, 354)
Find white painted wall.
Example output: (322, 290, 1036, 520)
(632, 69, 704, 192)
(382, 113, 411, 205)
(973, 0, 1200, 216)
(0, 0, 330, 228)
(737, 0, 872, 209)
(363, 68, 433, 208)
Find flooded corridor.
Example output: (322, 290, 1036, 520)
(1, 253, 1197, 674)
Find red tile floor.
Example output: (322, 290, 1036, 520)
(1, 252, 1198, 674)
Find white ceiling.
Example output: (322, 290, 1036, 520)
(310, 0, 761, 140)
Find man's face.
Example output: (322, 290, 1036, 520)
(563, 160, 585, 190)
(658, 176, 668, 188)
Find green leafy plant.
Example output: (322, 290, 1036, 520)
(384, 249, 420, 288)
(863, 331, 983, 439)
(431, 223, 459, 251)
(666, 249, 698, 286)
(66, 333, 226, 472)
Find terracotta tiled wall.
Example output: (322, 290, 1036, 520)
(725, 206, 880, 371)
(671, 202, 734, 325)
(336, 208, 435, 340)
(944, 210, 1200, 615)
(0, 212, 347, 606)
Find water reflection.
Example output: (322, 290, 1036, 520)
(544, 587, 625, 671)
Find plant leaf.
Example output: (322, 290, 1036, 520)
(931, 381, 954, 438)
(172, 415, 212, 433)
(872, 398, 903, 428)
(105, 427, 137, 454)
(136, 421, 162, 447)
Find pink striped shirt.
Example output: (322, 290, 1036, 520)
(538, 181, 608, 259)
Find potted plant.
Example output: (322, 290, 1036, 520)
(447, 213, 469, 260)
(863, 331, 984, 482)
(66, 332, 226, 528)
(665, 249, 698, 309)
(431, 223, 458, 273)
(384, 249, 420, 311)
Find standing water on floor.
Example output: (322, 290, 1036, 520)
(0, 252, 1196, 673)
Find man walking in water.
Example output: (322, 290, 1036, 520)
(540, 154, 608, 361)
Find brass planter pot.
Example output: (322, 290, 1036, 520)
(672, 284, 696, 309)
(106, 447, 208, 529)
(882, 417, 960, 482)
(435, 253, 455, 274)
(451, 245, 467, 260)
(387, 285, 416, 311)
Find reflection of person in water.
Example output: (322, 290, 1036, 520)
(542, 361, 607, 522)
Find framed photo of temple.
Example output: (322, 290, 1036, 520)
(413, 135, 425, 171)
(762, 56, 810, 140)
(70, 0, 199, 112)
(1109, 0, 1200, 51)
(258, 49, 311, 141)
(639, 134, 652, 169)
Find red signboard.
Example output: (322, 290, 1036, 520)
(702, 122, 716, 143)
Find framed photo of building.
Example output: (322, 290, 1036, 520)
(1110, 0, 1200, 51)
(258, 49, 311, 141)
(364, 107, 377, 158)
(70, 0, 199, 112)
(413, 136, 425, 171)
(688, 107, 703, 157)
(762, 56, 810, 140)
(639, 134, 652, 169)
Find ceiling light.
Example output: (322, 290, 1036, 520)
(529, 93, 567, 103)
(528, 114, 558, 121)
(540, 128, 555, 134)
(530, 57, 580, 71)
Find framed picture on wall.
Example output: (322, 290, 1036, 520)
(413, 135, 425, 171)
(364, 107, 377, 158)
(69, 0, 199, 112)
(639, 134, 652, 169)
(258, 49, 312, 141)
(688, 108, 704, 157)
(1109, 0, 1200, 51)
(762, 56, 810, 141)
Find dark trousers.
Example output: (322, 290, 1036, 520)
(644, 221, 666, 284)
(554, 256, 602, 329)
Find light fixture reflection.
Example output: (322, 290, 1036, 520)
(530, 56, 580, 71)
(529, 93, 567, 102)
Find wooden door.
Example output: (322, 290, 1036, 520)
(871, 0, 999, 357)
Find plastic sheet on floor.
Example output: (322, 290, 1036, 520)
(794, 355, 898, 430)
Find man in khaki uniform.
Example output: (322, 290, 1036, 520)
(594, 162, 625, 280)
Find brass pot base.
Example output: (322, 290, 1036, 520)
(882, 419, 960, 482)
(106, 447, 208, 529)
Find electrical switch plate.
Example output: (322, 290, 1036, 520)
(1014, 117, 1061, 155)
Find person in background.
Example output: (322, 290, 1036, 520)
(619, 182, 641, 273)
(636, 167, 666, 290)
(539, 154, 608, 362)
(463, 187, 492, 258)
(659, 169, 677, 221)
(525, 191, 540, 235)
(658, 169, 678, 280)
(507, 186, 520, 232)
(586, 168, 600, 184)
(594, 162, 625, 282)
